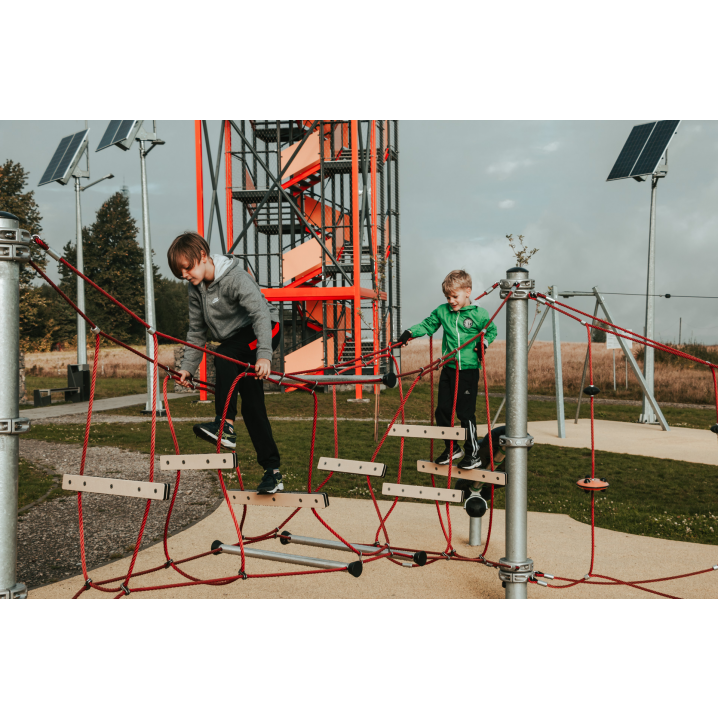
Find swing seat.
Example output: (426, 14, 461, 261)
(576, 477, 609, 492)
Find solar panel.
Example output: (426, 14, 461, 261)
(38, 130, 89, 186)
(630, 120, 680, 177)
(606, 120, 681, 182)
(96, 120, 139, 151)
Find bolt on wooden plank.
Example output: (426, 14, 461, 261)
(389, 424, 465, 440)
(317, 457, 386, 477)
(160, 454, 238, 471)
(416, 461, 507, 486)
(382, 482, 463, 502)
(227, 491, 330, 508)
(62, 475, 171, 500)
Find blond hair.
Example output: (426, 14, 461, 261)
(442, 269, 472, 295)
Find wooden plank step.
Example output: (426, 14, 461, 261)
(389, 424, 465, 440)
(317, 457, 386, 477)
(382, 482, 463, 503)
(416, 461, 507, 486)
(159, 454, 238, 471)
(227, 491, 329, 508)
(62, 475, 170, 500)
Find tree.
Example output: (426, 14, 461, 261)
(0, 160, 53, 350)
(59, 192, 147, 344)
(155, 276, 189, 342)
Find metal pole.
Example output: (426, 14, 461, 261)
(139, 140, 165, 416)
(613, 349, 616, 392)
(641, 175, 659, 424)
(74, 177, 87, 366)
(551, 285, 565, 438)
(469, 516, 482, 546)
(498, 267, 534, 598)
(0, 212, 30, 598)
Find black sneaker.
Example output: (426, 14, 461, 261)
(435, 446, 464, 465)
(457, 453, 481, 470)
(193, 417, 237, 450)
(256, 469, 283, 494)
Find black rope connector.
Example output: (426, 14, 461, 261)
(120, 584, 131, 595)
(710, 424, 718, 435)
(164, 559, 174, 569)
(238, 570, 248, 580)
(583, 384, 601, 396)
(84, 578, 93, 590)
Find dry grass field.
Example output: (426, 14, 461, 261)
(25, 344, 176, 378)
(401, 337, 718, 406)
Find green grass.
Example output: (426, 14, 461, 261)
(22, 376, 149, 407)
(100, 382, 718, 432)
(27, 416, 718, 545)
(18, 458, 71, 509)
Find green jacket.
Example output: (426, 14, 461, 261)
(408, 302, 497, 370)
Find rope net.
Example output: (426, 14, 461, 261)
(29, 237, 718, 599)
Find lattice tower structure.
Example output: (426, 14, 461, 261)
(222, 121, 400, 398)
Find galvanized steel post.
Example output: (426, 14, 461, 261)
(640, 176, 659, 424)
(74, 177, 87, 366)
(0, 212, 31, 598)
(498, 267, 535, 599)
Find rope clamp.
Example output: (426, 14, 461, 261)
(497, 556, 534, 584)
(164, 559, 174, 569)
(120, 584, 131, 595)
(147, 326, 156, 335)
(90, 325, 101, 335)
(499, 277, 535, 299)
(84, 578, 93, 589)
(499, 434, 534, 448)
(0, 418, 31, 435)
(238, 570, 248, 580)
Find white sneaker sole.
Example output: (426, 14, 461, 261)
(257, 482, 284, 495)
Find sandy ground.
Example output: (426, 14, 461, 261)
(30, 495, 718, 600)
(28, 419, 718, 600)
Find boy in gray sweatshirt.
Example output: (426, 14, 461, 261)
(169, 232, 283, 494)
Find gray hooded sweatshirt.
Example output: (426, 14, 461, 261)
(180, 255, 279, 376)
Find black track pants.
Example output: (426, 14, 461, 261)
(435, 367, 480, 457)
(213, 322, 281, 470)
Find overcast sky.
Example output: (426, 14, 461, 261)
(2, 120, 716, 345)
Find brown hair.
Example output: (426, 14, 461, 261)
(167, 231, 211, 278)
(442, 269, 472, 295)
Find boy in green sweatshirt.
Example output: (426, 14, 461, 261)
(400, 269, 497, 470)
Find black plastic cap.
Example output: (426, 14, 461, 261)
(583, 385, 601, 396)
(382, 372, 398, 389)
(280, 531, 291, 546)
(211, 540, 223, 554)
(0, 211, 19, 221)
(413, 551, 428, 567)
(507, 267, 528, 274)
(711, 424, 718, 435)
(347, 560, 363, 578)
(465, 496, 488, 518)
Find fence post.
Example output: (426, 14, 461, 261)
(0, 212, 32, 599)
(498, 267, 534, 599)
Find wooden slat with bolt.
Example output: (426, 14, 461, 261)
(416, 461, 507, 486)
(227, 491, 330, 508)
(317, 457, 386, 477)
(160, 454, 238, 471)
(62, 475, 171, 500)
(389, 424, 465, 440)
(382, 482, 463, 503)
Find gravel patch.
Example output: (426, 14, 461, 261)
(18, 439, 223, 591)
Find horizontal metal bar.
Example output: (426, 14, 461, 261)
(227, 491, 329, 508)
(160, 454, 237, 471)
(279, 374, 383, 385)
(382, 482, 463, 503)
(62, 474, 170, 500)
(217, 543, 361, 574)
(279, 532, 426, 565)
(389, 424, 465, 440)
(317, 457, 386, 477)
(416, 461, 507, 486)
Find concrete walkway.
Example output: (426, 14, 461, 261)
(20, 393, 186, 420)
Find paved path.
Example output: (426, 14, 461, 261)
(20, 393, 186, 420)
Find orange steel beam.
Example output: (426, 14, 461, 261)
(351, 121, 362, 399)
(225, 120, 233, 251)
(194, 120, 208, 401)
(262, 287, 386, 302)
(370, 121, 379, 384)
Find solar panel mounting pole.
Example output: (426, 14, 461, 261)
(137, 125, 166, 417)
